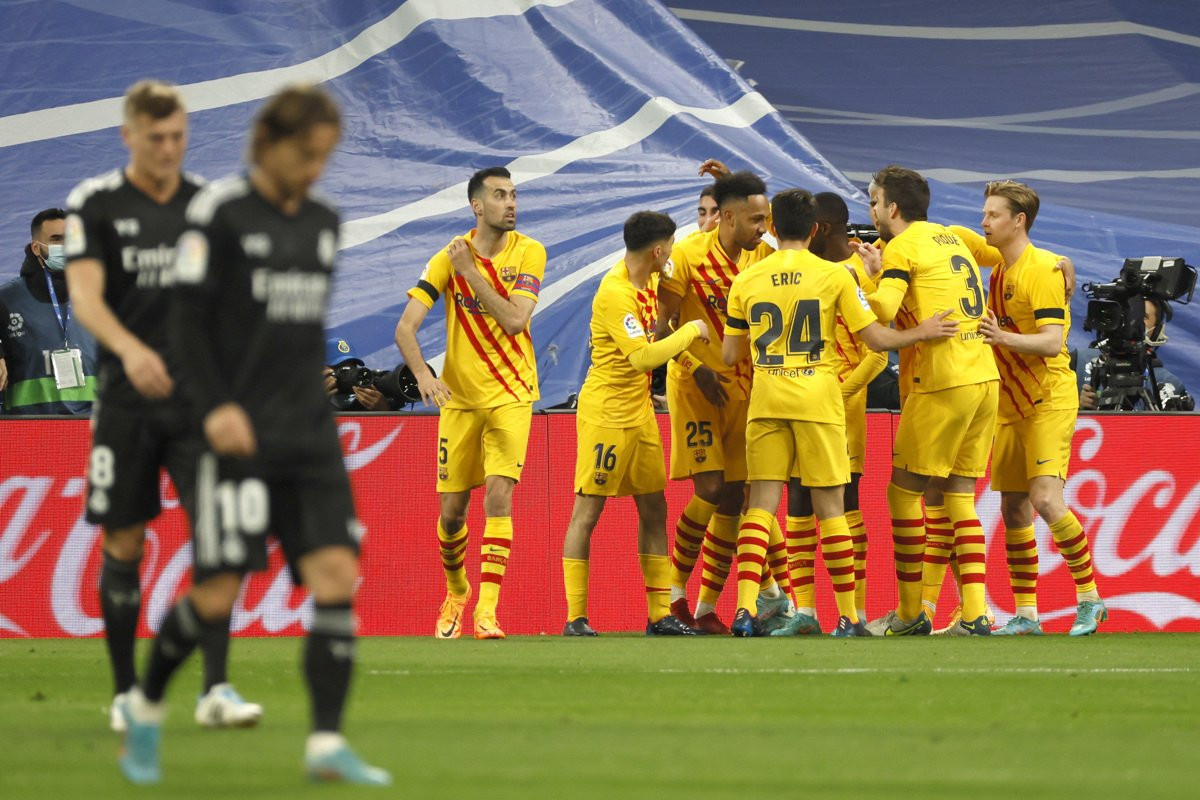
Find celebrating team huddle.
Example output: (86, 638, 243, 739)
(70, 78, 1106, 789)
(405, 158, 1105, 642)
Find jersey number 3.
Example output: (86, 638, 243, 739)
(950, 255, 984, 319)
(749, 300, 823, 367)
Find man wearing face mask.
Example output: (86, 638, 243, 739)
(0, 208, 99, 414)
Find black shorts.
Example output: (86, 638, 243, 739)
(85, 398, 202, 529)
(192, 449, 361, 584)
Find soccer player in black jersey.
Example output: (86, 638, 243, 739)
(64, 80, 260, 733)
(112, 85, 390, 786)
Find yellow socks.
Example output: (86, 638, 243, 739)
(696, 513, 738, 609)
(476, 516, 512, 617)
(920, 505, 952, 617)
(887, 482, 925, 621)
(846, 508, 868, 618)
(735, 508, 774, 612)
(1049, 512, 1098, 599)
(944, 492, 986, 621)
(820, 515, 858, 622)
(437, 518, 469, 596)
(669, 495, 718, 598)
(1005, 524, 1038, 616)
(786, 514, 818, 613)
(562, 558, 589, 621)
(639, 554, 671, 623)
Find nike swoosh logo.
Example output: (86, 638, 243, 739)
(1036, 458, 1053, 465)
(440, 619, 458, 638)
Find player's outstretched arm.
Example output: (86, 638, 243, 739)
(698, 159, 731, 179)
(624, 320, 708, 373)
(722, 327, 750, 366)
(858, 310, 958, 352)
(394, 297, 452, 408)
(67, 259, 173, 399)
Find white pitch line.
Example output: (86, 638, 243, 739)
(368, 666, 1193, 676)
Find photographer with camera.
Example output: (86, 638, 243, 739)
(1078, 298, 1191, 411)
(324, 336, 394, 411)
(1079, 257, 1195, 412)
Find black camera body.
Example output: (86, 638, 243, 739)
(847, 223, 881, 245)
(331, 363, 432, 407)
(1082, 257, 1195, 410)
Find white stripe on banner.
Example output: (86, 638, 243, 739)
(844, 167, 1200, 185)
(667, 7, 1200, 48)
(0, 0, 578, 148)
(340, 93, 774, 249)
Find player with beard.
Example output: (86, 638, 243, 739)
(395, 167, 546, 640)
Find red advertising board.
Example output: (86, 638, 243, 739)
(1, 412, 1197, 637)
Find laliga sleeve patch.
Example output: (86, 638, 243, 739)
(662, 258, 675, 280)
(64, 214, 86, 257)
(623, 312, 646, 339)
(173, 230, 210, 284)
(856, 287, 871, 311)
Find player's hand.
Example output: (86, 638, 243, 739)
(693, 365, 730, 407)
(353, 385, 389, 411)
(1055, 256, 1076, 300)
(447, 237, 478, 276)
(1080, 383, 1097, 409)
(856, 242, 883, 278)
(698, 159, 731, 179)
(204, 402, 257, 458)
(416, 372, 452, 408)
(977, 309, 1007, 346)
(691, 319, 710, 342)
(652, 393, 668, 411)
(121, 340, 174, 399)
(322, 367, 337, 396)
(917, 309, 961, 341)
(0, 357, 7, 391)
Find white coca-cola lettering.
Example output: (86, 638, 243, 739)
(144, 533, 194, 633)
(0, 476, 53, 582)
(50, 516, 105, 636)
(231, 543, 311, 633)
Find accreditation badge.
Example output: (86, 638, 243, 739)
(50, 347, 85, 389)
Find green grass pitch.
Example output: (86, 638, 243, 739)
(3, 634, 1198, 799)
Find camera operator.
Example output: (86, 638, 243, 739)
(1078, 298, 1191, 411)
(324, 336, 394, 411)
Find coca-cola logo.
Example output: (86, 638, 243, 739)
(1, 418, 403, 637)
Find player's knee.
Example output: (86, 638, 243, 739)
(438, 493, 469, 533)
(299, 546, 359, 603)
(1029, 491, 1066, 523)
(999, 494, 1034, 528)
(482, 476, 515, 517)
(189, 572, 241, 621)
(103, 525, 146, 561)
(716, 481, 744, 514)
(691, 472, 723, 504)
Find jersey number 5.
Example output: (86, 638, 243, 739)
(749, 300, 823, 367)
(950, 255, 984, 319)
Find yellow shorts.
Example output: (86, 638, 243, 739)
(574, 414, 666, 497)
(748, 418, 849, 487)
(893, 381, 999, 478)
(436, 402, 532, 493)
(990, 408, 1077, 492)
(844, 389, 867, 474)
(666, 369, 748, 482)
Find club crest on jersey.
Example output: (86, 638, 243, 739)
(856, 287, 871, 311)
(593, 471, 608, 486)
(499, 266, 517, 282)
(623, 312, 645, 339)
(438, 467, 449, 481)
(64, 213, 86, 257)
(241, 233, 272, 258)
(1004, 286, 1015, 301)
(692, 449, 707, 464)
(173, 231, 209, 285)
(114, 218, 140, 237)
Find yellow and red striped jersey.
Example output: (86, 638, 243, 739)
(829, 251, 879, 382)
(984, 243, 1077, 421)
(661, 225, 773, 391)
(408, 229, 545, 409)
(726, 248, 876, 424)
(577, 261, 661, 427)
(873, 221, 999, 394)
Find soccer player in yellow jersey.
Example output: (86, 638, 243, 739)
(856, 165, 1001, 636)
(723, 188, 958, 637)
(774, 192, 888, 636)
(656, 169, 775, 635)
(561, 211, 708, 636)
(394, 167, 545, 640)
(972, 180, 1106, 636)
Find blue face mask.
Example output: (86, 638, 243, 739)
(39, 242, 66, 270)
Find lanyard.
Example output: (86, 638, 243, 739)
(42, 268, 71, 347)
